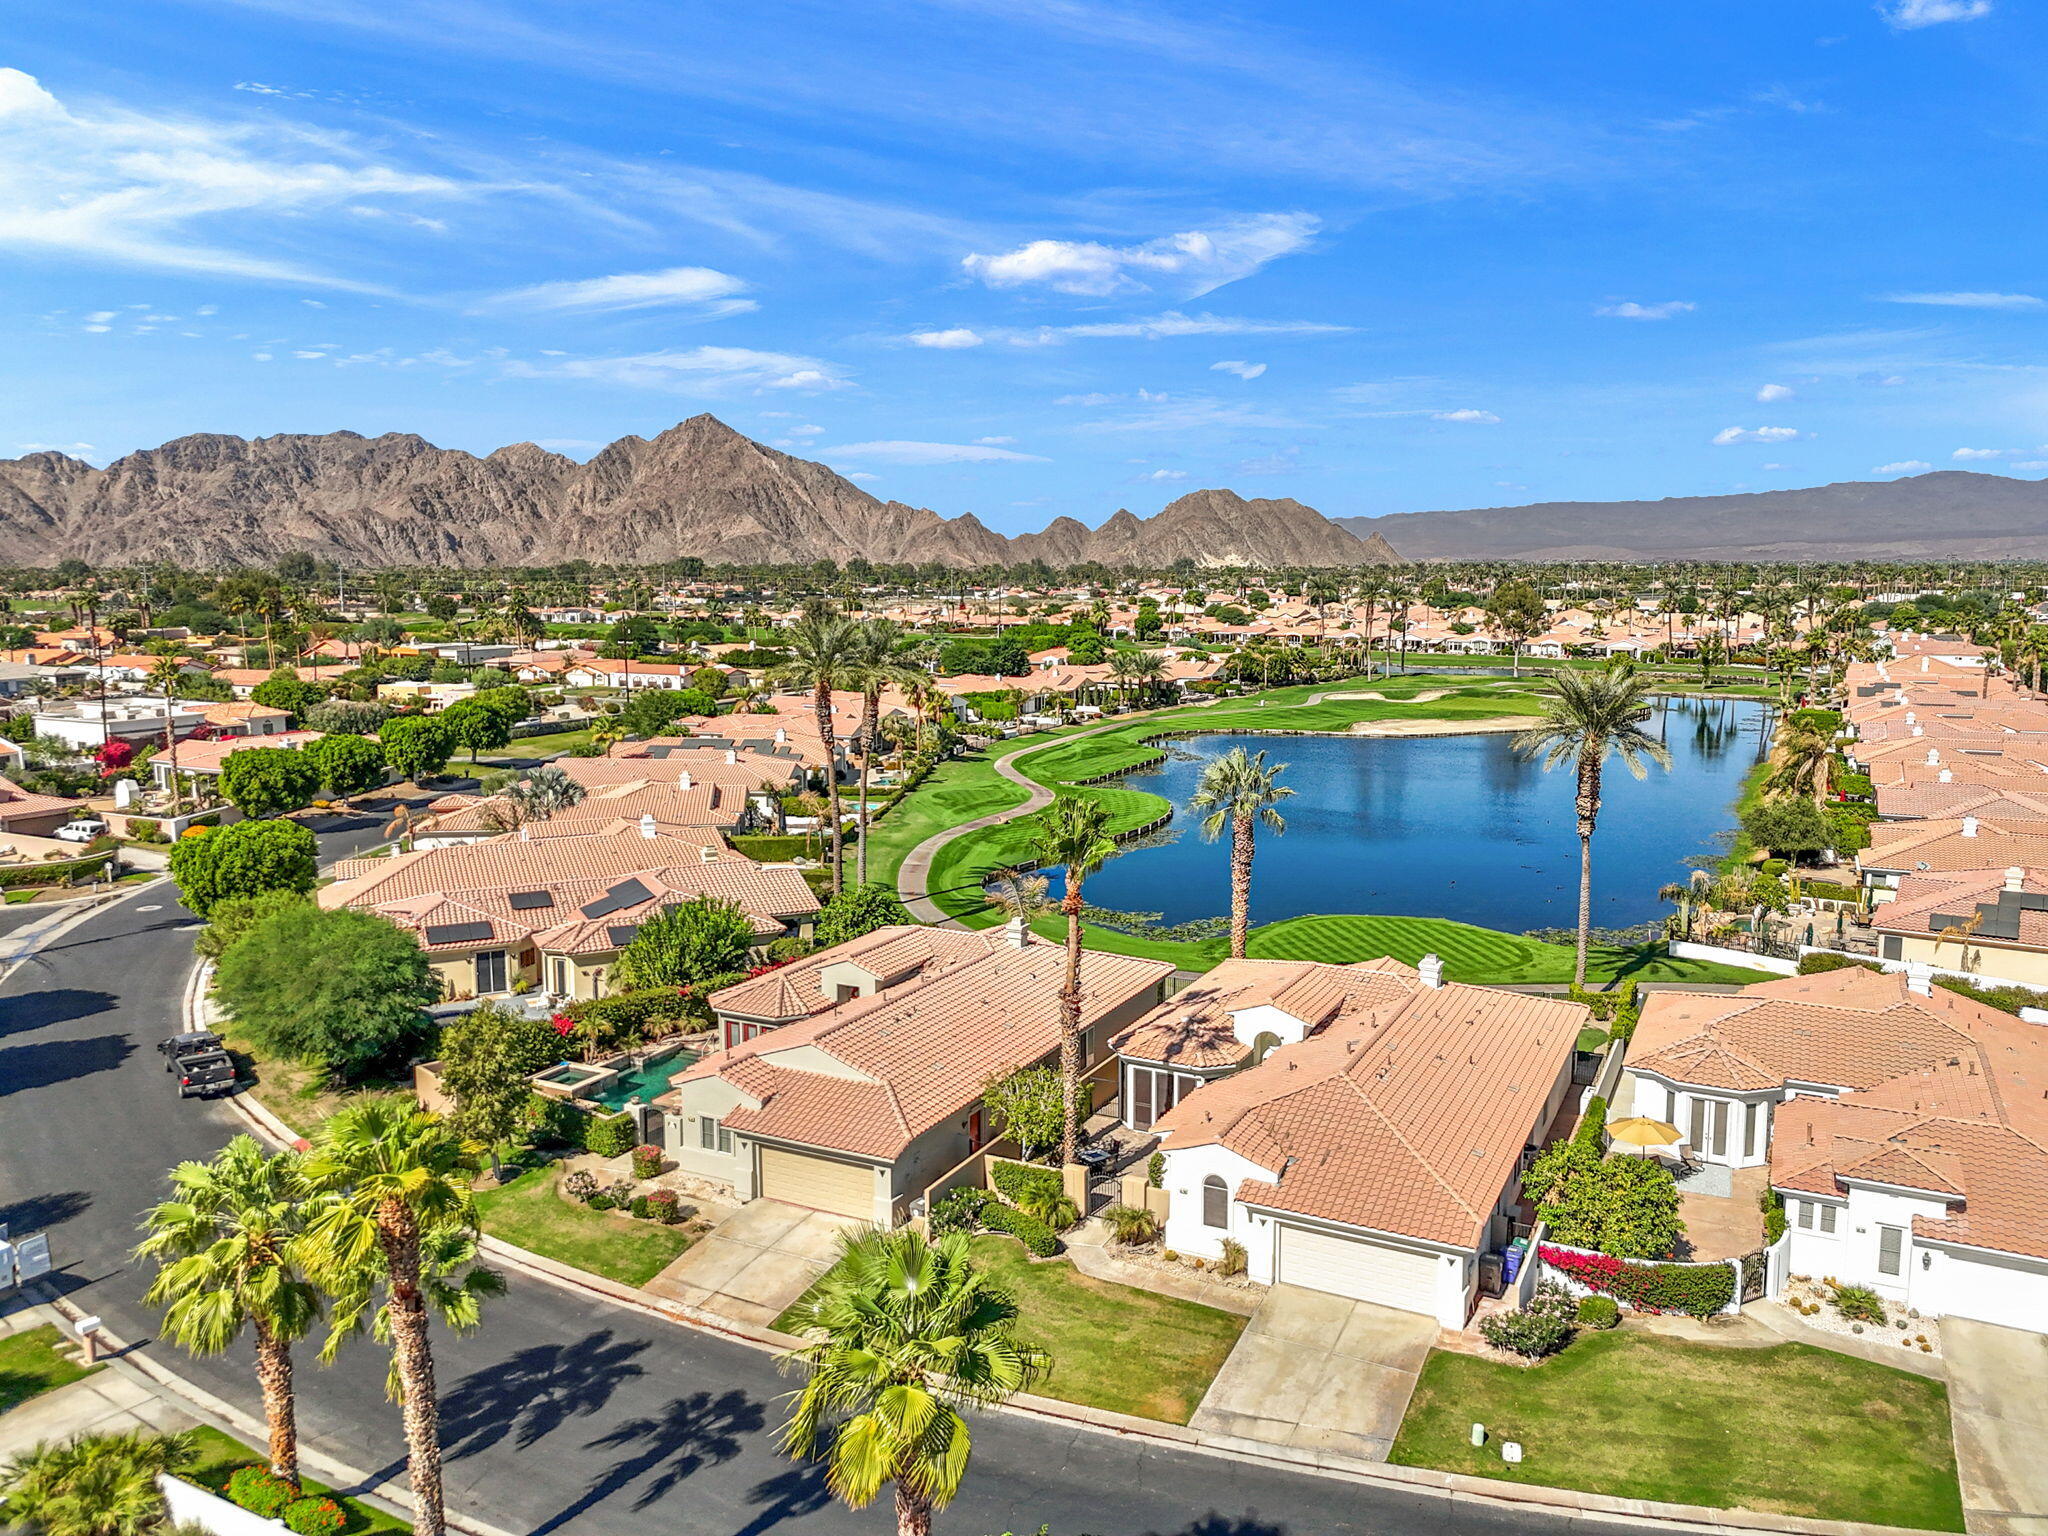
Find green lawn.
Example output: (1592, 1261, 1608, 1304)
(1390, 1331, 1964, 1531)
(472, 1165, 692, 1286)
(183, 1424, 411, 1535)
(0, 1324, 99, 1416)
(776, 1234, 1245, 1425)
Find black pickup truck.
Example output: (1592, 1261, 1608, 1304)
(159, 1031, 235, 1099)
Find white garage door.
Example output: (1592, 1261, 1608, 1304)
(1937, 1250, 2048, 1332)
(1278, 1223, 1439, 1315)
(758, 1146, 876, 1220)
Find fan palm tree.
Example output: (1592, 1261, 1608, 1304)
(1514, 662, 1674, 986)
(136, 1136, 321, 1491)
(1766, 721, 1833, 803)
(294, 1103, 503, 1536)
(844, 618, 915, 886)
(772, 600, 858, 898)
(777, 1227, 1047, 1536)
(146, 650, 195, 812)
(1030, 795, 1117, 1163)
(0, 1430, 196, 1536)
(985, 868, 1052, 926)
(1189, 748, 1294, 958)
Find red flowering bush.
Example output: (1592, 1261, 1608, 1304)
(1538, 1244, 1735, 1318)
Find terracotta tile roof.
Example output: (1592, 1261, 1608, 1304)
(562, 748, 805, 790)
(163, 731, 324, 775)
(1860, 818, 2048, 874)
(1151, 979, 1588, 1248)
(1111, 957, 1422, 1069)
(708, 924, 999, 1021)
(1873, 784, 2048, 822)
(421, 780, 746, 838)
(669, 937, 1172, 1159)
(0, 774, 78, 825)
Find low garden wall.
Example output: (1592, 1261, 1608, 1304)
(158, 1474, 290, 1536)
(1536, 1237, 1743, 1317)
(1668, 940, 1798, 975)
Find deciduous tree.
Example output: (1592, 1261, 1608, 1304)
(169, 818, 318, 918)
(219, 746, 322, 819)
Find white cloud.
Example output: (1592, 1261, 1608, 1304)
(1077, 396, 1303, 433)
(0, 67, 461, 288)
(291, 349, 328, 359)
(487, 266, 754, 316)
(1952, 446, 2013, 460)
(783, 423, 824, 438)
(821, 440, 1047, 464)
(845, 471, 880, 482)
(1712, 425, 1802, 445)
(1053, 392, 1119, 407)
(1143, 468, 1188, 481)
(1756, 383, 1795, 402)
(1001, 311, 1345, 346)
(505, 345, 851, 393)
(1595, 299, 1696, 320)
(1211, 360, 1267, 380)
(1881, 0, 1992, 28)
(84, 310, 117, 323)
(1873, 460, 1931, 473)
(962, 213, 1318, 299)
(973, 435, 1016, 445)
(1885, 290, 2040, 309)
(16, 441, 95, 457)
(1432, 408, 1500, 423)
(301, 298, 326, 308)
(251, 351, 273, 360)
(194, 304, 217, 316)
(2012, 460, 2048, 472)
(908, 327, 983, 349)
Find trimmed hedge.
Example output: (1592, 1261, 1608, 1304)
(282, 1496, 347, 1536)
(582, 1112, 637, 1158)
(990, 1157, 1064, 1209)
(981, 1202, 1059, 1257)
(226, 1466, 294, 1518)
(1575, 1095, 1608, 1145)
(1934, 972, 2048, 1017)
(1797, 952, 1881, 976)
(559, 986, 688, 1035)
(1539, 1243, 1735, 1317)
(0, 851, 114, 889)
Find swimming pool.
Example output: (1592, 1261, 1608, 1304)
(585, 1048, 699, 1111)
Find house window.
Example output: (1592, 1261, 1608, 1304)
(1881, 935, 1904, 961)
(1819, 1203, 1837, 1234)
(474, 950, 508, 994)
(1127, 1066, 1200, 1131)
(1796, 1200, 1814, 1229)
(1744, 1101, 1762, 1160)
(1878, 1224, 1905, 1277)
(1202, 1176, 1228, 1229)
(834, 984, 859, 1004)
(698, 1116, 734, 1155)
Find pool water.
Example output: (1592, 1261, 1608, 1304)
(587, 1050, 699, 1111)
(1053, 696, 1770, 935)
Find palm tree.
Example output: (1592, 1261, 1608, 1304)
(136, 1136, 321, 1491)
(1189, 748, 1294, 959)
(0, 1430, 196, 1536)
(1514, 662, 1673, 986)
(295, 1104, 503, 1536)
(146, 650, 194, 812)
(1766, 721, 1832, 803)
(772, 600, 858, 898)
(1030, 795, 1117, 1163)
(778, 1227, 1047, 1536)
(844, 618, 914, 886)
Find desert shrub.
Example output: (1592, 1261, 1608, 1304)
(1018, 1189, 1080, 1232)
(603, 1177, 636, 1206)
(990, 1157, 1063, 1209)
(282, 1495, 347, 1536)
(1830, 1283, 1887, 1325)
(1100, 1203, 1161, 1246)
(1480, 1303, 1575, 1359)
(929, 1186, 994, 1236)
(562, 1169, 598, 1203)
(647, 1188, 681, 1224)
(631, 1143, 663, 1179)
(1147, 1151, 1165, 1188)
(1577, 1295, 1621, 1330)
(629, 1195, 653, 1219)
(981, 1202, 1059, 1257)
(226, 1466, 295, 1518)
(582, 1113, 636, 1158)
(1218, 1237, 1248, 1277)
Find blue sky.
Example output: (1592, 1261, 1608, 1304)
(6, 0, 2047, 535)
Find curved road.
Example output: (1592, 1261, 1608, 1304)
(0, 789, 1641, 1536)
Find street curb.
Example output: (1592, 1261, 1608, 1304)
(177, 875, 1959, 1536)
(0, 877, 169, 982)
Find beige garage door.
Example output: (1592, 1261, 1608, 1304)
(758, 1146, 875, 1220)
(1277, 1223, 1439, 1315)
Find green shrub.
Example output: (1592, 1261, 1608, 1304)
(282, 1495, 347, 1536)
(981, 1202, 1059, 1257)
(0, 851, 115, 889)
(588, 1193, 615, 1211)
(1830, 1283, 1887, 1325)
(559, 986, 689, 1041)
(631, 1144, 663, 1179)
(226, 1466, 295, 1518)
(647, 1188, 681, 1224)
(990, 1157, 1063, 1209)
(126, 817, 163, 843)
(1019, 1190, 1080, 1232)
(582, 1113, 636, 1158)
(1479, 1304, 1574, 1358)
(929, 1186, 994, 1236)
(1797, 951, 1881, 976)
(1538, 1245, 1735, 1317)
(517, 1092, 581, 1147)
(1577, 1295, 1621, 1330)
(1760, 1187, 1788, 1244)
(1933, 973, 2048, 1017)
(1574, 1095, 1608, 1145)
(629, 1194, 653, 1219)
(1147, 1151, 1165, 1188)
(1218, 1237, 1248, 1278)
(1101, 1203, 1161, 1246)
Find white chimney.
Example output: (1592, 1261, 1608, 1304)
(1003, 914, 1029, 949)
(1418, 952, 1444, 989)
(639, 812, 657, 839)
(2006, 865, 2027, 892)
(774, 727, 788, 744)
(518, 824, 530, 842)
(1938, 768, 1953, 783)
(1961, 815, 1980, 838)
(1905, 712, 1917, 725)
(724, 749, 737, 765)
(676, 769, 693, 791)
(1926, 748, 1941, 766)
(1905, 962, 1934, 996)
(1921, 656, 1931, 673)
(1911, 725, 1923, 737)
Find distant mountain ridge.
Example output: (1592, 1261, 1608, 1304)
(0, 415, 1396, 570)
(1337, 472, 2048, 561)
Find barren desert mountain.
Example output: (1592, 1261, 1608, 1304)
(1337, 471, 2048, 561)
(0, 415, 1393, 570)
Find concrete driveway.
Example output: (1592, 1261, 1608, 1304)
(643, 1199, 859, 1328)
(1189, 1284, 1436, 1464)
(1944, 1318, 2048, 1535)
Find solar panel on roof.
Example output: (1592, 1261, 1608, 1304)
(579, 876, 653, 919)
(507, 890, 555, 910)
(423, 921, 493, 946)
(606, 924, 641, 948)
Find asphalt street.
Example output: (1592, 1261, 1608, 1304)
(0, 877, 1622, 1536)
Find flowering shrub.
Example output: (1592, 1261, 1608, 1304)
(1538, 1244, 1735, 1318)
(631, 1143, 663, 1179)
(562, 1170, 598, 1202)
(225, 1466, 295, 1518)
(282, 1495, 347, 1536)
(646, 1187, 681, 1223)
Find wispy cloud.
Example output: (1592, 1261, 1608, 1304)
(485, 266, 754, 315)
(1594, 299, 1696, 320)
(908, 327, 983, 348)
(1756, 383, 1794, 402)
(1432, 408, 1499, 423)
(504, 345, 849, 393)
(1712, 425, 1802, 444)
(1884, 290, 2040, 309)
(821, 440, 1046, 464)
(1874, 459, 1932, 474)
(962, 213, 1317, 299)
(1881, 0, 1992, 29)
(1076, 396, 1303, 433)
(1211, 359, 1266, 379)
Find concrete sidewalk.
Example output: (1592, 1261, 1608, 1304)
(0, 1302, 199, 1460)
(1943, 1319, 2048, 1536)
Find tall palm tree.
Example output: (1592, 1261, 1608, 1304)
(136, 1135, 321, 1491)
(772, 600, 858, 898)
(146, 649, 194, 812)
(778, 1228, 1046, 1536)
(1031, 795, 1117, 1163)
(1189, 748, 1294, 959)
(1514, 662, 1674, 986)
(295, 1104, 503, 1536)
(844, 618, 914, 886)
(1766, 721, 1832, 803)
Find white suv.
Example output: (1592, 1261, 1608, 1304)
(54, 817, 107, 844)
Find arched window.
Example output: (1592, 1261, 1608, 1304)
(1202, 1175, 1229, 1229)
(1251, 1031, 1281, 1064)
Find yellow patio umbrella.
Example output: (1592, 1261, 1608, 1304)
(1605, 1116, 1683, 1148)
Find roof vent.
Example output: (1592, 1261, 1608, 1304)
(1906, 962, 1935, 997)
(1927, 748, 1941, 766)
(1961, 815, 1980, 838)
(724, 749, 737, 765)
(639, 812, 658, 839)
(2006, 865, 2027, 892)
(677, 769, 693, 790)
(1938, 768, 1953, 783)
(1418, 952, 1444, 989)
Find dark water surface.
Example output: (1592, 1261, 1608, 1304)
(1059, 696, 1771, 933)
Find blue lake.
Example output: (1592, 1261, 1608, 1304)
(1056, 696, 1772, 935)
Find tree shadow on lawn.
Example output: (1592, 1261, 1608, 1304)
(440, 1330, 652, 1460)
(531, 1387, 765, 1534)
(0, 1033, 133, 1097)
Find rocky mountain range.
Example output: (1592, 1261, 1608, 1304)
(1338, 472, 2048, 562)
(0, 415, 1395, 571)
